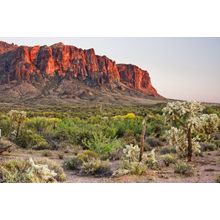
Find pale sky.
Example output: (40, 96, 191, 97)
(1, 37, 220, 103)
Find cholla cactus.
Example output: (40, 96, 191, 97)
(27, 158, 57, 182)
(163, 101, 219, 161)
(196, 114, 219, 141)
(8, 110, 27, 138)
(142, 149, 158, 169)
(113, 144, 147, 177)
(166, 127, 200, 157)
(163, 101, 204, 125)
(123, 144, 140, 162)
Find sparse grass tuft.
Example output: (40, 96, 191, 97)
(162, 154, 176, 166)
(174, 161, 194, 176)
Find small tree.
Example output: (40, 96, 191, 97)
(8, 110, 27, 138)
(163, 101, 219, 162)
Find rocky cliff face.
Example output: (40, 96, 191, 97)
(0, 41, 17, 55)
(0, 41, 159, 97)
(117, 64, 158, 96)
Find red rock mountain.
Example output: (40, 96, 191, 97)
(0, 41, 160, 101)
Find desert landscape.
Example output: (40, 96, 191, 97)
(0, 40, 220, 183)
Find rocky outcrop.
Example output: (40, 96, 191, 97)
(0, 41, 17, 55)
(117, 64, 158, 96)
(0, 41, 159, 97)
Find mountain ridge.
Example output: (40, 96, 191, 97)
(0, 41, 163, 105)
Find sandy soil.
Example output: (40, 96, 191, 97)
(1, 148, 220, 183)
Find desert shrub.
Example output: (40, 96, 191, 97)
(83, 132, 122, 158)
(111, 118, 142, 138)
(0, 114, 11, 136)
(41, 150, 53, 157)
(25, 117, 60, 134)
(64, 150, 98, 171)
(213, 140, 220, 148)
(200, 142, 217, 152)
(0, 158, 65, 183)
(101, 126, 118, 139)
(146, 114, 166, 138)
(52, 141, 77, 152)
(0, 138, 14, 147)
(77, 150, 98, 162)
(174, 161, 194, 176)
(15, 129, 49, 149)
(119, 160, 147, 176)
(64, 157, 83, 170)
(80, 159, 112, 177)
(160, 146, 176, 155)
(109, 148, 124, 161)
(214, 132, 220, 140)
(215, 174, 220, 183)
(162, 154, 176, 166)
(145, 137, 163, 149)
(54, 120, 95, 146)
(113, 113, 136, 119)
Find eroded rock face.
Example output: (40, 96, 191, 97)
(0, 41, 17, 55)
(0, 41, 159, 96)
(117, 64, 158, 96)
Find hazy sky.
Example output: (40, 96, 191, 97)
(1, 37, 220, 103)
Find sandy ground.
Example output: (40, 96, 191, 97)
(0, 148, 220, 183)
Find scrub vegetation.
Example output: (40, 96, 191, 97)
(0, 102, 220, 183)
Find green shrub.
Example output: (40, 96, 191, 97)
(77, 150, 98, 162)
(116, 160, 147, 176)
(160, 146, 176, 155)
(200, 142, 217, 152)
(64, 157, 83, 170)
(126, 161, 147, 175)
(146, 114, 166, 138)
(64, 150, 98, 170)
(145, 137, 163, 149)
(83, 132, 122, 158)
(25, 117, 51, 133)
(0, 114, 11, 136)
(54, 120, 95, 146)
(80, 159, 112, 177)
(111, 118, 142, 138)
(174, 161, 194, 176)
(0, 158, 65, 183)
(15, 129, 49, 149)
(162, 154, 176, 166)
